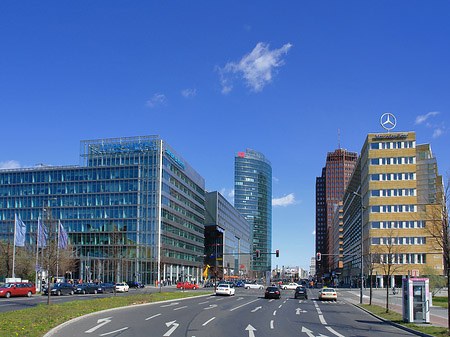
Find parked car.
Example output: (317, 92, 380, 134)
(44, 283, 74, 296)
(115, 282, 129, 292)
(244, 283, 264, 289)
(0, 282, 36, 298)
(203, 281, 215, 288)
(234, 281, 245, 287)
(126, 281, 145, 289)
(215, 283, 235, 296)
(281, 282, 300, 290)
(177, 282, 199, 290)
(294, 286, 308, 299)
(74, 283, 98, 294)
(97, 283, 115, 293)
(319, 287, 337, 301)
(264, 286, 281, 299)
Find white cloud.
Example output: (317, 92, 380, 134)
(146, 93, 167, 108)
(181, 88, 197, 98)
(433, 128, 443, 138)
(219, 188, 235, 204)
(219, 42, 292, 93)
(0, 160, 20, 170)
(273, 177, 279, 183)
(272, 193, 298, 207)
(415, 111, 439, 125)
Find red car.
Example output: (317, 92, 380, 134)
(176, 282, 198, 290)
(0, 282, 36, 298)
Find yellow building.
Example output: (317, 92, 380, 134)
(343, 131, 444, 287)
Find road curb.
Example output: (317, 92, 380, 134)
(349, 301, 435, 337)
(43, 293, 212, 337)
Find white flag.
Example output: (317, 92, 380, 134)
(14, 214, 26, 247)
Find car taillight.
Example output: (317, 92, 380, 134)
(265, 291, 268, 293)
(276, 291, 279, 294)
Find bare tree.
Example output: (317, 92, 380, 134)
(372, 228, 407, 313)
(421, 174, 449, 330)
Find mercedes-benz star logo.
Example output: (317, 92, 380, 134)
(380, 113, 396, 131)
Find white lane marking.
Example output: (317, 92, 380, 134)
(298, 300, 303, 304)
(204, 304, 218, 310)
(202, 317, 216, 326)
(270, 320, 274, 329)
(99, 327, 129, 336)
(173, 305, 188, 311)
(269, 299, 274, 303)
(230, 299, 259, 312)
(145, 313, 161, 320)
(251, 306, 262, 312)
(245, 324, 256, 337)
(161, 302, 179, 307)
(319, 314, 327, 325)
(283, 300, 287, 304)
(85, 317, 112, 333)
(273, 310, 277, 316)
(198, 301, 209, 305)
(278, 304, 282, 308)
(164, 320, 180, 337)
(237, 297, 244, 301)
(326, 326, 346, 337)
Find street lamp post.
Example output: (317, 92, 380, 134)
(43, 198, 56, 306)
(353, 191, 364, 305)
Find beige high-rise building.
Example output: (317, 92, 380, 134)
(343, 131, 444, 287)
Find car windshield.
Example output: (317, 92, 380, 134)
(322, 288, 336, 292)
(0, 283, 14, 288)
(218, 285, 229, 288)
(266, 287, 278, 291)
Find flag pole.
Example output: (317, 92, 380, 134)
(12, 214, 17, 279)
(56, 220, 60, 281)
(35, 217, 40, 291)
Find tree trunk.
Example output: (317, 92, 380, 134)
(369, 270, 373, 306)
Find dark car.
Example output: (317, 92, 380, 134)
(234, 281, 245, 287)
(74, 283, 98, 294)
(203, 281, 215, 288)
(44, 282, 74, 296)
(295, 286, 308, 299)
(264, 286, 281, 299)
(126, 281, 145, 289)
(97, 283, 116, 293)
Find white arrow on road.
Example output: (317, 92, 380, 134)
(301, 326, 329, 337)
(296, 308, 307, 315)
(204, 304, 218, 310)
(85, 317, 112, 333)
(251, 306, 262, 312)
(163, 320, 180, 337)
(245, 324, 256, 337)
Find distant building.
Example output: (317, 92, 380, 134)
(310, 257, 316, 277)
(315, 149, 357, 279)
(204, 191, 251, 281)
(342, 131, 444, 287)
(235, 149, 272, 276)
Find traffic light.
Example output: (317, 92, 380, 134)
(276, 250, 279, 257)
(256, 250, 260, 258)
(317, 252, 321, 261)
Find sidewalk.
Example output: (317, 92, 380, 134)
(342, 289, 448, 328)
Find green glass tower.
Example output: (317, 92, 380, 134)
(234, 149, 272, 276)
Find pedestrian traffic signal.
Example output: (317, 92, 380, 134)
(276, 250, 279, 257)
(316, 252, 321, 261)
(256, 250, 260, 258)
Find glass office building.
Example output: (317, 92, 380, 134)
(204, 191, 251, 281)
(0, 136, 205, 285)
(235, 149, 272, 275)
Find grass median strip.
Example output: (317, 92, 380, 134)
(360, 304, 449, 337)
(0, 292, 208, 337)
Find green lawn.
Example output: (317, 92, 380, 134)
(433, 296, 448, 309)
(360, 304, 449, 337)
(0, 292, 208, 337)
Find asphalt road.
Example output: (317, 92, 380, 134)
(45, 287, 419, 337)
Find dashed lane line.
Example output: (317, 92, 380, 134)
(202, 317, 216, 326)
(173, 306, 188, 311)
(229, 299, 259, 312)
(99, 327, 129, 336)
(145, 313, 161, 320)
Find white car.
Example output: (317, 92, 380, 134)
(244, 283, 264, 289)
(215, 283, 235, 296)
(115, 282, 129, 292)
(281, 283, 300, 290)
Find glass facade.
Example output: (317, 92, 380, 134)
(204, 191, 251, 281)
(0, 136, 205, 285)
(234, 149, 272, 275)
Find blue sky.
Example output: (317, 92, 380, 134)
(1, 1, 449, 270)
